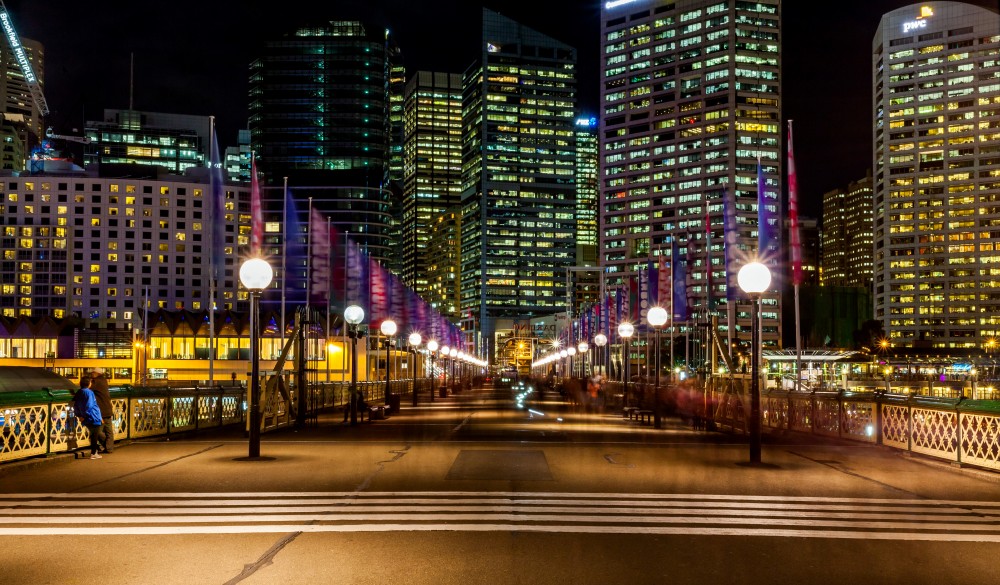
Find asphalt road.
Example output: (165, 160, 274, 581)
(2, 382, 1000, 585)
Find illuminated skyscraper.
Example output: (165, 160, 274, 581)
(873, 2, 1000, 348)
(822, 172, 873, 289)
(460, 9, 578, 357)
(401, 71, 463, 309)
(576, 117, 599, 266)
(249, 21, 401, 264)
(600, 0, 782, 346)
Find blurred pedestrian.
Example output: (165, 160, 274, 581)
(73, 376, 105, 459)
(89, 369, 114, 454)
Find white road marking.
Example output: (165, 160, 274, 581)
(1, 492, 1000, 540)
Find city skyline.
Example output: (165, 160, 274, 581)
(15, 0, 1000, 218)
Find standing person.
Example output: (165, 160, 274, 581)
(89, 369, 114, 454)
(73, 377, 105, 460)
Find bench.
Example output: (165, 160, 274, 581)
(622, 406, 638, 419)
(361, 405, 386, 422)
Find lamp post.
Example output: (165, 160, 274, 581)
(239, 257, 273, 459)
(344, 304, 365, 426)
(449, 347, 458, 393)
(578, 341, 589, 378)
(618, 322, 634, 407)
(380, 318, 397, 409)
(647, 306, 668, 429)
(427, 339, 438, 402)
(738, 261, 771, 464)
(594, 333, 607, 378)
(408, 332, 421, 406)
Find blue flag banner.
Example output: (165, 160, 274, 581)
(672, 241, 688, 321)
(757, 159, 779, 262)
(209, 129, 226, 280)
(723, 188, 741, 301)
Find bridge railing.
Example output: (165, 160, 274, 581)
(705, 376, 1000, 471)
(0, 378, 426, 464)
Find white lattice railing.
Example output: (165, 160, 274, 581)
(705, 382, 1000, 470)
(0, 379, 376, 464)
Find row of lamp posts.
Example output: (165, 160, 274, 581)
(240, 252, 770, 466)
(530, 260, 771, 464)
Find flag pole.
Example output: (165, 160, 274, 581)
(788, 120, 803, 390)
(669, 238, 674, 385)
(306, 196, 313, 317)
(208, 115, 216, 387)
(281, 176, 288, 350)
(326, 215, 332, 382)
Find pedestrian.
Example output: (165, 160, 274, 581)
(73, 376, 106, 460)
(89, 369, 114, 454)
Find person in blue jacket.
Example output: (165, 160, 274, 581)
(72, 376, 106, 460)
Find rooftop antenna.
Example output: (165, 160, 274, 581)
(129, 52, 134, 110)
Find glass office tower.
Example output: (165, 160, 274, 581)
(599, 0, 782, 347)
(460, 9, 578, 359)
(401, 71, 463, 310)
(873, 2, 1000, 348)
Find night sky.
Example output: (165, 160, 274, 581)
(11, 0, 1000, 218)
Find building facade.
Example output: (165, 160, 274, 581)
(248, 21, 400, 266)
(84, 110, 210, 174)
(599, 0, 782, 346)
(401, 71, 463, 308)
(873, 2, 1000, 348)
(460, 8, 578, 358)
(0, 36, 43, 170)
(576, 117, 599, 267)
(0, 170, 249, 330)
(822, 172, 873, 289)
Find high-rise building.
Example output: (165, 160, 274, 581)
(460, 8, 578, 358)
(426, 208, 462, 318)
(873, 2, 1000, 348)
(600, 0, 782, 347)
(822, 172, 873, 289)
(249, 21, 401, 265)
(401, 71, 463, 308)
(0, 35, 43, 169)
(0, 169, 248, 329)
(84, 110, 210, 174)
(575, 117, 599, 266)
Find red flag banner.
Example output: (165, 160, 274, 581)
(250, 153, 263, 256)
(787, 121, 803, 286)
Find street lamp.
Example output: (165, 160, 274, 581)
(578, 341, 589, 378)
(380, 318, 397, 410)
(647, 305, 668, 429)
(344, 304, 365, 426)
(737, 261, 772, 464)
(427, 339, 439, 402)
(618, 322, 634, 407)
(239, 257, 273, 459)
(408, 332, 422, 406)
(594, 333, 607, 377)
(449, 347, 458, 393)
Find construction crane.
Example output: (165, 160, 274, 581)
(0, 0, 49, 117)
(45, 127, 91, 144)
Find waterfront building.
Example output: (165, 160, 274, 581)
(599, 0, 782, 347)
(401, 71, 463, 305)
(460, 8, 578, 357)
(576, 117, 599, 267)
(0, 169, 249, 330)
(426, 208, 462, 318)
(873, 2, 1000, 348)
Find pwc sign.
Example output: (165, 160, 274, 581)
(902, 6, 934, 34)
